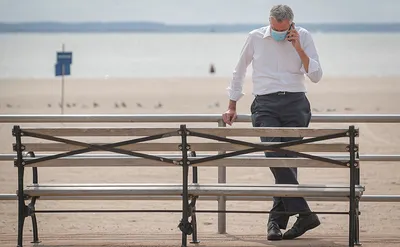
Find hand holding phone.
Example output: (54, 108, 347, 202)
(286, 23, 302, 51)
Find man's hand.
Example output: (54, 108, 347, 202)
(287, 25, 310, 73)
(222, 108, 237, 126)
(287, 25, 302, 52)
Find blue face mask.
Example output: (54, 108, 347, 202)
(270, 29, 288, 42)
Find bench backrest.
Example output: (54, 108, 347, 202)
(13, 126, 358, 169)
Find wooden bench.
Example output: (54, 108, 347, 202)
(12, 124, 363, 247)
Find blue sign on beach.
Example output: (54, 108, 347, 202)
(55, 51, 73, 76)
(57, 52, 73, 65)
(55, 63, 71, 76)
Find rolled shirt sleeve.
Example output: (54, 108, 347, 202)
(227, 33, 254, 101)
(300, 31, 323, 83)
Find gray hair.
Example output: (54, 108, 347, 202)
(270, 5, 294, 22)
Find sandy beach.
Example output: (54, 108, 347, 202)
(0, 76, 400, 247)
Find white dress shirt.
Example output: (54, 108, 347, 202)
(228, 25, 323, 101)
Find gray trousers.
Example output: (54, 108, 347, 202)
(250, 92, 312, 229)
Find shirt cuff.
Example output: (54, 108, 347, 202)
(300, 58, 320, 75)
(227, 87, 244, 101)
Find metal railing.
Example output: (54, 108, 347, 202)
(1, 113, 400, 235)
(0, 113, 400, 123)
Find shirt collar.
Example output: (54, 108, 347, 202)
(263, 25, 272, 39)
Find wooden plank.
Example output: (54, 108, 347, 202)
(25, 183, 361, 188)
(10, 193, 398, 202)
(14, 195, 351, 202)
(26, 183, 188, 187)
(23, 184, 364, 197)
(23, 156, 348, 168)
(22, 142, 349, 153)
(22, 127, 350, 137)
(23, 128, 180, 137)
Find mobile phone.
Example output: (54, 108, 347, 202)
(287, 23, 295, 41)
(288, 23, 294, 31)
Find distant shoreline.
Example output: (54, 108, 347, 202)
(1, 22, 400, 33)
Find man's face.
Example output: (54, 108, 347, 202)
(270, 17, 291, 32)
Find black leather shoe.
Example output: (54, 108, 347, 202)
(283, 214, 320, 240)
(267, 222, 283, 241)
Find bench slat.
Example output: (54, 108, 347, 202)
(13, 195, 353, 202)
(23, 183, 364, 198)
(21, 127, 349, 137)
(17, 195, 394, 202)
(5, 194, 396, 202)
(25, 183, 356, 188)
(22, 142, 348, 152)
(23, 157, 348, 168)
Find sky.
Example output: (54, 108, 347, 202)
(0, 0, 399, 24)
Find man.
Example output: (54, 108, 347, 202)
(222, 4, 322, 241)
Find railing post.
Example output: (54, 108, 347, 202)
(217, 119, 227, 234)
(179, 125, 190, 247)
(354, 137, 361, 246)
(13, 125, 26, 247)
(189, 151, 200, 244)
(26, 152, 40, 244)
(348, 126, 357, 247)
